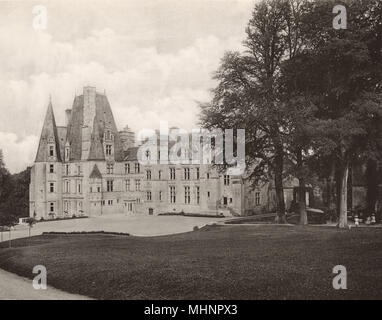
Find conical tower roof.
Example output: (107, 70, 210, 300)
(35, 101, 62, 162)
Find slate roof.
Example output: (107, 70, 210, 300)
(65, 92, 124, 161)
(89, 164, 102, 179)
(124, 147, 139, 161)
(66, 95, 84, 161)
(57, 126, 67, 160)
(35, 102, 62, 162)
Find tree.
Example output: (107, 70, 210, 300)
(0, 215, 5, 243)
(282, 0, 382, 228)
(0, 150, 13, 218)
(25, 217, 36, 239)
(200, 0, 307, 223)
(3, 215, 18, 248)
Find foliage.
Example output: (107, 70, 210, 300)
(0, 150, 30, 220)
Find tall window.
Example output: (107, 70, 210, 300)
(224, 175, 230, 186)
(146, 170, 152, 180)
(147, 191, 152, 201)
(107, 180, 114, 192)
(49, 182, 55, 193)
(159, 191, 162, 201)
(135, 179, 141, 191)
(49, 146, 54, 157)
(65, 164, 69, 175)
(135, 163, 140, 173)
(77, 180, 82, 194)
(50, 202, 54, 213)
(158, 170, 162, 180)
(196, 186, 200, 204)
(65, 147, 70, 160)
(64, 201, 69, 213)
(65, 180, 70, 193)
(107, 164, 114, 174)
(106, 144, 112, 156)
(184, 168, 190, 180)
(184, 186, 190, 204)
(77, 165, 82, 175)
(207, 191, 210, 199)
(125, 163, 130, 174)
(170, 186, 176, 203)
(169, 168, 176, 180)
(125, 179, 130, 191)
(196, 167, 200, 180)
(206, 173, 210, 179)
(49, 164, 54, 173)
(255, 192, 260, 206)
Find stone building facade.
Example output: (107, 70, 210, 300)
(30, 86, 273, 220)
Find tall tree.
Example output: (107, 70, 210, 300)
(282, 0, 382, 228)
(0, 150, 13, 218)
(201, 0, 306, 223)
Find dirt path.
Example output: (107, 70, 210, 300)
(0, 268, 91, 300)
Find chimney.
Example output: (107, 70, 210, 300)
(119, 125, 135, 151)
(65, 109, 72, 127)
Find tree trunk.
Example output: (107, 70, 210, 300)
(335, 163, 342, 220)
(366, 159, 378, 219)
(337, 161, 349, 228)
(274, 146, 286, 223)
(327, 161, 336, 211)
(297, 149, 307, 225)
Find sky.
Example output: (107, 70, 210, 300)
(0, 0, 255, 173)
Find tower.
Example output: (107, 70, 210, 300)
(30, 100, 62, 219)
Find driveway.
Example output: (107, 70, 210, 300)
(0, 268, 91, 300)
(3, 214, 230, 241)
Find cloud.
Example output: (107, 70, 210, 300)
(0, 132, 38, 173)
(0, 0, 252, 172)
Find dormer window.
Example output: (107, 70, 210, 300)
(106, 144, 112, 156)
(65, 147, 70, 161)
(64, 141, 71, 162)
(104, 130, 114, 141)
(49, 146, 54, 157)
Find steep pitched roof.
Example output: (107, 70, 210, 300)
(88, 119, 105, 160)
(57, 126, 67, 160)
(35, 102, 62, 162)
(66, 95, 84, 161)
(65, 92, 124, 161)
(124, 147, 139, 161)
(89, 164, 102, 179)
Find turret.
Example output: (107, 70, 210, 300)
(35, 100, 61, 162)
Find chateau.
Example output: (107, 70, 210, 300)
(30, 86, 276, 220)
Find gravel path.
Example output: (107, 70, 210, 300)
(0, 268, 91, 300)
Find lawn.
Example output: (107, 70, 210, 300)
(0, 224, 381, 300)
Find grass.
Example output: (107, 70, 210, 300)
(0, 225, 381, 300)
